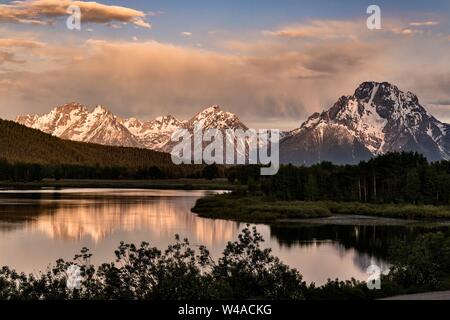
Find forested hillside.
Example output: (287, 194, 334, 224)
(0, 119, 213, 181)
(0, 119, 169, 166)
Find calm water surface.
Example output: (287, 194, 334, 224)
(0, 189, 446, 284)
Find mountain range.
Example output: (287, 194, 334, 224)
(15, 81, 450, 165)
(16, 104, 248, 153)
(280, 82, 450, 164)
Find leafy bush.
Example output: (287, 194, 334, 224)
(1, 227, 450, 300)
(388, 232, 450, 291)
(0, 226, 306, 300)
(305, 279, 373, 300)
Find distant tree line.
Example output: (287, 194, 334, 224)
(5, 145, 450, 205)
(0, 158, 225, 182)
(226, 152, 450, 205)
(0, 119, 230, 181)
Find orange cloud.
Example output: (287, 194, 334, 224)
(0, 37, 388, 128)
(267, 19, 440, 41)
(0, 38, 45, 48)
(391, 28, 424, 36)
(0, 50, 24, 64)
(266, 20, 362, 40)
(0, 0, 150, 28)
(1, 18, 450, 130)
(410, 21, 439, 27)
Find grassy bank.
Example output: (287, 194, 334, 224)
(191, 194, 450, 223)
(0, 179, 234, 191)
(191, 194, 331, 222)
(327, 202, 450, 220)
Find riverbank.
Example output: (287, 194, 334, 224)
(382, 290, 450, 300)
(192, 194, 331, 222)
(0, 179, 234, 191)
(191, 194, 450, 223)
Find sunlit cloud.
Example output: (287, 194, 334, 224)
(0, 35, 391, 127)
(410, 21, 439, 27)
(181, 32, 192, 37)
(391, 28, 424, 36)
(0, 50, 23, 64)
(0, 38, 45, 48)
(0, 0, 151, 28)
(266, 18, 441, 41)
(265, 20, 362, 40)
(0, 15, 449, 129)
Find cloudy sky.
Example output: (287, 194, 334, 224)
(0, 0, 450, 129)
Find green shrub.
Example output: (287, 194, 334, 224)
(388, 232, 450, 291)
(0, 226, 307, 300)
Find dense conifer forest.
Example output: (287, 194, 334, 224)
(0, 119, 220, 180)
(0, 119, 170, 166)
(227, 152, 450, 205)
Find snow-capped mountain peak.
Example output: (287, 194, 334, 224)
(147, 115, 183, 132)
(16, 103, 142, 148)
(92, 105, 110, 115)
(15, 82, 449, 165)
(185, 105, 248, 130)
(120, 115, 184, 150)
(122, 117, 143, 136)
(15, 114, 39, 127)
(158, 105, 252, 157)
(50, 102, 87, 114)
(16, 104, 247, 152)
(281, 81, 450, 164)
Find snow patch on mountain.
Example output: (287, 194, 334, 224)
(281, 81, 450, 164)
(15, 104, 248, 153)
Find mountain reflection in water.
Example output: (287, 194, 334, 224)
(0, 189, 239, 244)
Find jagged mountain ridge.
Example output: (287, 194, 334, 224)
(159, 105, 251, 161)
(16, 103, 143, 148)
(15, 81, 450, 165)
(16, 104, 248, 152)
(122, 115, 185, 150)
(280, 81, 450, 164)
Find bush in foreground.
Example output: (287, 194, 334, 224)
(387, 232, 450, 291)
(0, 226, 306, 300)
(1, 227, 449, 300)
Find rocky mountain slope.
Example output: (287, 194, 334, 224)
(16, 104, 248, 154)
(280, 82, 450, 164)
(16, 103, 143, 148)
(16, 82, 450, 165)
(122, 115, 184, 150)
(160, 105, 250, 156)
